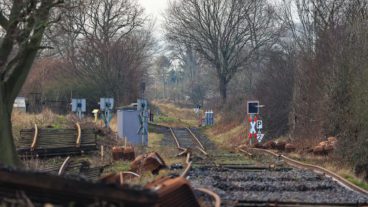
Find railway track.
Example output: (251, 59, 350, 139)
(167, 127, 220, 207)
(162, 125, 368, 207)
(170, 127, 208, 157)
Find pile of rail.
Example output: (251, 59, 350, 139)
(17, 124, 97, 158)
(0, 167, 157, 206)
(39, 157, 105, 181)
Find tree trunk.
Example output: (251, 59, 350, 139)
(0, 85, 21, 166)
(219, 77, 228, 103)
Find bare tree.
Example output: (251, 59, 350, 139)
(281, 0, 346, 138)
(165, 0, 279, 102)
(0, 0, 63, 166)
(153, 55, 171, 99)
(44, 0, 151, 106)
(255, 50, 295, 138)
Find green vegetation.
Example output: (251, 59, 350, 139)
(103, 161, 131, 175)
(155, 116, 178, 124)
(151, 101, 199, 128)
(343, 174, 368, 191)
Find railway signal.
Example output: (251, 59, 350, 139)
(137, 99, 149, 146)
(247, 101, 265, 144)
(249, 116, 257, 138)
(72, 99, 86, 119)
(99, 98, 114, 128)
(247, 101, 259, 115)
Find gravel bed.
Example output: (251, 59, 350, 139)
(150, 126, 368, 206)
(172, 128, 198, 148)
(189, 128, 217, 150)
(189, 167, 368, 205)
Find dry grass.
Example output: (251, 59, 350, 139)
(11, 109, 74, 142)
(152, 100, 198, 120)
(151, 100, 199, 128)
(204, 124, 247, 150)
(109, 115, 118, 132)
(11, 109, 97, 143)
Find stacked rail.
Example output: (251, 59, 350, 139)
(34, 157, 105, 181)
(17, 124, 97, 158)
(0, 167, 157, 206)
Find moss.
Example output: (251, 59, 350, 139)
(343, 174, 368, 190)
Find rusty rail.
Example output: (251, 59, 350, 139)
(75, 122, 81, 148)
(246, 148, 368, 196)
(31, 124, 38, 151)
(0, 168, 157, 206)
(58, 156, 71, 176)
(195, 188, 221, 207)
(186, 127, 205, 150)
(169, 127, 209, 177)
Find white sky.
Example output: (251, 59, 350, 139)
(138, 0, 169, 38)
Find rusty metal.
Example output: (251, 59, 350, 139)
(169, 127, 182, 149)
(130, 152, 167, 175)
(75, 122, 81, 148)
(57, 156, 71, 176)
(239, 149, 253, 157)
(99, 171, 140, 185)
(196, 188, 221, 207)
(177, 148, 189, 157)
(181, 161, 192, 178)
(145, 177, 200, 207)
(196, 146, 209, 155)
(186, 127, 205, 150)
(30, 124, 38, 151)
(112, 146, 135, 161)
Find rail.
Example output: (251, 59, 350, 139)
(31, 124, 38, 151)
(186, 127, 205, 150)
(58, 156, 71, 175)
(195, 188, 221, 207)
(75, 122, 81, 148)
(153, 124, 221, 207)
(170, 127, 209, 177)
(245, 147, 368, 196)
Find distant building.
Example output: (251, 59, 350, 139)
(13, 97, 27, 112)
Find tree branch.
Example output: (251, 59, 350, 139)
(0, 11, 9, 29)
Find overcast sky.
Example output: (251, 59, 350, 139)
(138, 0, 169, 38)
(139, 0, 169, 21)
